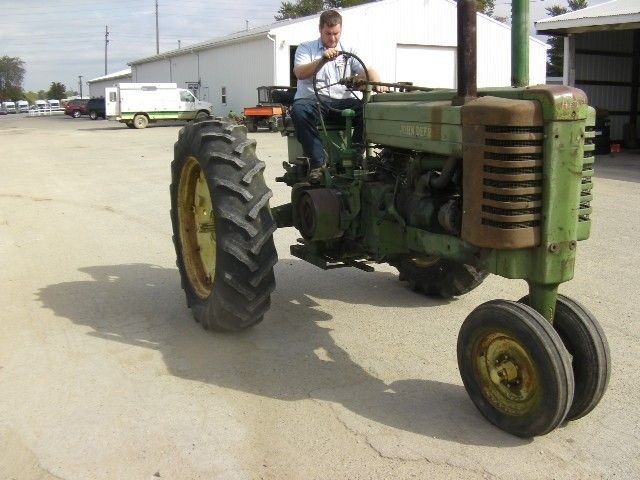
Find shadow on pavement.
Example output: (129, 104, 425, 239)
(37, 262, 528, 448)
(595, 152, 640, 183)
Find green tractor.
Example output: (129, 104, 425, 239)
(169, 0, 609, 437)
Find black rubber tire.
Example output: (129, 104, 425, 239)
(457, 300, 574, 437)
(519, 294, 610, 421)
(72, 110, 81, 118)
(170, 119, 277, 331)
(126, 122, 135, 129)
(245, 118, 258, 133)
(133, 114, 148, 129)
(89, 111, 98, 120)
(393, 256, 488, 298)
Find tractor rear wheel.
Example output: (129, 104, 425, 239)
(170, 119, 278, 331)
(393, 256, 487, 298)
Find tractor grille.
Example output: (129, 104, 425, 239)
(581, 126, 595, 225)
(461, 96, 545, 249)
(479, 125, 543, 234)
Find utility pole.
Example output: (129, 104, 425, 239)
(155, 0, 159, 54)
(104, 26, 109, 75)
(78, 75, 83, 98)
(178, 40, 181, 49)
(245, 19, 249, 31)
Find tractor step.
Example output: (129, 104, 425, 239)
(290, 244, 374, 272)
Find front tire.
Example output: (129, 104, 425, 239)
(72, 110, 81, 118)
(170, 120, 277, 331)
(457, 300, 574, 437)
(519, 294, 610, 421)
(89, 111, 98, 120)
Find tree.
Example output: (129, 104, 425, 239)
(477, 0, 495, 17)
(47, 82, 66, 100)
(0, 56, 25, 100)
(275, 0, 373, 20)
(546, 0, 588, 76)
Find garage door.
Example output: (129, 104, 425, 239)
(395, 44, 456, 89)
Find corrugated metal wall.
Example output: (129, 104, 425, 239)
(132, 37, 273, 116)
(575, 30, 635, 141)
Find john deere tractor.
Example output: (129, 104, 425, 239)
(169, 0, 609, 437)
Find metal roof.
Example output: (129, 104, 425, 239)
(87, 68, 132, 83)
(128, 14, 316, 65)
(535, 0, 640, 34)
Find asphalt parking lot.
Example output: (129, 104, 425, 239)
(1, 113, 639, 479)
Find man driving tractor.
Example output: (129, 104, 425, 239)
(291, 9, 386, 183)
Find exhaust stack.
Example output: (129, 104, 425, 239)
(455, 0, 477, 104)
(512, 0, 530, 87)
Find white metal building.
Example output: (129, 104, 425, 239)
(129, 0, 547, 117)
(87, 68, 133, 98)
(536, 0, 640, 144)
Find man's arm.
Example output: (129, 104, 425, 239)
(293, 47, 341, 80)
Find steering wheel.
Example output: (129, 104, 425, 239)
(312, 51, 369, 113)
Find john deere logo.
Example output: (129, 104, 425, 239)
(400, 124, 432, 137)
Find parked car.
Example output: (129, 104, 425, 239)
(34, 100, 48, 110)
(86, 98, 106, 120)
(64, 99, 89, 118)
(17, 100, 29, 113)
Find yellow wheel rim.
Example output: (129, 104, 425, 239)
(177, 157, 216, 299)
(472, 330, 541, 416)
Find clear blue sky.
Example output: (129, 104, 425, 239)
(0, 0, 611, 93)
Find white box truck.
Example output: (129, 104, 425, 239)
(105, 83, 213, 129)
(2, 101, 16, 113)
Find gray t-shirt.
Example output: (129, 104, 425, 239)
(294, 38, 364, 101)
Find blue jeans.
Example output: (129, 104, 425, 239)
(290, 97, 363, 168)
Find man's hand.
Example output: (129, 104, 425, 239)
(322, 48, 340, 60)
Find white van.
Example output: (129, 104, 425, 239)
(34, 100, 48, 110)
(17, 100, 29, 113)
(47, 99, 61, 110)
(2, 101, 16, 113)
(105, 83, 213, 129)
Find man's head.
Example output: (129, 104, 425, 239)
(319, 10, 342, 49)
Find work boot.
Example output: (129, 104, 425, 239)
(308, 167, 323, 184)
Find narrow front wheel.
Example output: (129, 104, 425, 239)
(457, 300, 574, 437)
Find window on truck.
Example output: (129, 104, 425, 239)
(180, 91, 195, 102)
(221, 86, 226, 105)
(109, 91, 117, 102)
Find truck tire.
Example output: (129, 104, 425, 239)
(72, 110, 81, 118)
(245, 118, 258, 133)
(170, 119, 278, 331)
(393, 256, 487, 298)
(89, 111, 98, 120)
(133, 114, 149, 129)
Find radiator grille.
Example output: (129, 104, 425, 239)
(479, 125, 543, 232)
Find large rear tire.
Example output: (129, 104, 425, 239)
(170, 120, 277, 331)
(393, 256, 487, 298)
